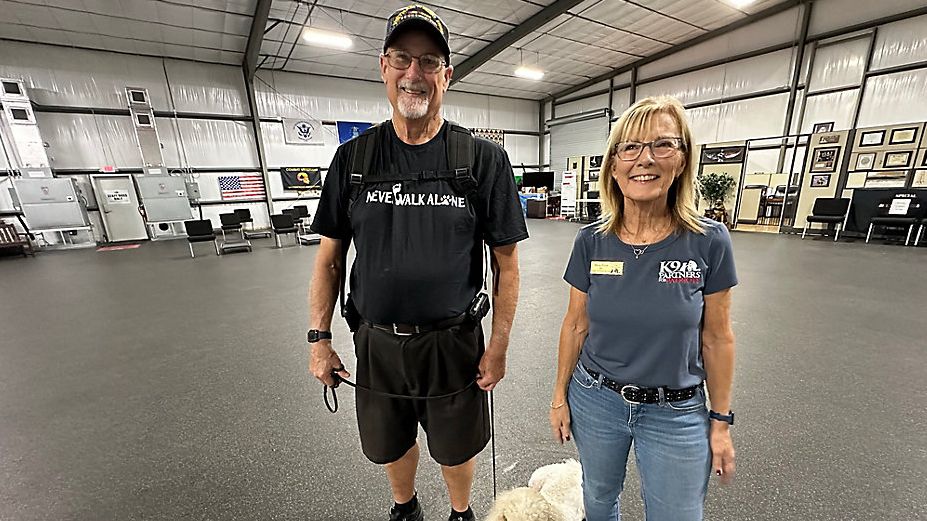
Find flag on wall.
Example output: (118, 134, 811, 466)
(218, 174, 265, 200)
(282, 118, 325, 145)
(337, 121, 374, 143)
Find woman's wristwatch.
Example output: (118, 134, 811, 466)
(708, 410, 735, 425)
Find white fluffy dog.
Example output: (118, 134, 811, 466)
(484, 459, 584, 521)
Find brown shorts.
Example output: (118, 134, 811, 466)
(353, 321, 490, 466)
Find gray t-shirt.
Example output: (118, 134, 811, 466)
(564, 218, 738, 388)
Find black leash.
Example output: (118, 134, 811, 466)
(324, 367, 477, 413)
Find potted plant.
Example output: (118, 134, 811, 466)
(697, 172, 736, 226)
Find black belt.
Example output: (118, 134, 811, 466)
(582, 364, 701, 404)
(362, 313, 470, 336)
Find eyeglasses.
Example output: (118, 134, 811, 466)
(382, 50, 446, 73)
(612, 138, 685, 161)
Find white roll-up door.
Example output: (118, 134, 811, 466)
(549, 109, 610, 188)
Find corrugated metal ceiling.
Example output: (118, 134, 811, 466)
(0, 0, 796, 100)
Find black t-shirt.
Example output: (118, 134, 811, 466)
(311, 121, 529, 325)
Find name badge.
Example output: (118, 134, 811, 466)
(590, 261, 624, 276)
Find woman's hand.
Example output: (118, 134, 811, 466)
(549, 401, 572, 444)
(709, 423, 735, 484)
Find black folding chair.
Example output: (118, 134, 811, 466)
(802, 197, 851, 241)
(271, 213, 300, 248)
(219, 212, 244, 241)
(866, 197, 926, 246)
(183, 219, 219, 258)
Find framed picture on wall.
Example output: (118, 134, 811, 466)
(855, 153, 876, 171)
(819, 134, 840, 144)
(812, 122, 834, 134)
(859, 130, 885, 147)
(810, 174, 831, 187)
(913, 171, 927, 187)
(889, 127, 918, 145)
(923, 152, 927, 167)
(883, 151, 912, 168)
(865, 171, 907, 188)
(810, 146, 841, 172)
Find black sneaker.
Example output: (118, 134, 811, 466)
(447, 506, 475, 521)
(388, 498, 424, 521)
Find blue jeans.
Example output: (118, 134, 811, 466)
(568, 362, 711, 521)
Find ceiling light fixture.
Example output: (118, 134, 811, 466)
(515, 66, 545, 81)
(302, 28, 353, 50)
(515, 48, 544, 81)
(728, 0, 757, 7)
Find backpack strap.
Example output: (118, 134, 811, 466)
(446, 123, 477, 197)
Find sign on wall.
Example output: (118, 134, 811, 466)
(281, 167, 322, 191)
(700, 146, 746, 164)
(337, 121, 373, 143)
(282, 118, 324, 145)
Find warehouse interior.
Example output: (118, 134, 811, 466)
(1, 0, 925, 520)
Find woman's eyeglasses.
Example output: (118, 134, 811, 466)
(612, 138, 685, 161)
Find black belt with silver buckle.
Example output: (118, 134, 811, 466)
(583, 364, 701, 404)
(363, 313, 470, 336)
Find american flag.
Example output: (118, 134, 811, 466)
(219, 174, 265, 200)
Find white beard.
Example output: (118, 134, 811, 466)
(397, 92, 429, 119)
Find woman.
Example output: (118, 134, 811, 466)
(549, 96, 737, 521)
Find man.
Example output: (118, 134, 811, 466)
(306, 5, 528, 521)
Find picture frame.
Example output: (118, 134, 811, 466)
(810, 174, 831, 187)
(855, 153, 875, 171)
(864, 171, 907, 188)
(819, 134, 840, 144)
(812, 122, 834, 134)
(859, 130, 884, 147)
(883, 151, 912, 169)
(923, 151, 927, 167)
(889, 127, 918, 145)
(810, 146, 841, 173)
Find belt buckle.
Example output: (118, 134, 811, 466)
(620, 384, 642, 405)
(392, 323, 420, 336)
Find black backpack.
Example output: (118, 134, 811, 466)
(338, 120, 477, 330)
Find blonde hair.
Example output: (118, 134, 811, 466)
(596, 96, 704, 236)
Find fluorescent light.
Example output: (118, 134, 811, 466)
(302, 28, 353, 50)
(514, 66, 544, 81)
(728, 0, 757, 7)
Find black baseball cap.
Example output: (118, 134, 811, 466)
(384, 5, 451, 64)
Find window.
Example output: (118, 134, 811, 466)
(135, 113, 152, 126)
(10, 108, 29, 120)
(2, 81, 22, 95)
(129, 90, 147, 103)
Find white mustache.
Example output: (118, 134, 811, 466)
(399, 81, 429, 94)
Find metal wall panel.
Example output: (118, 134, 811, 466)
(550, 114, 609, 187)
(163, 60, 248, 115)
(870, 14, 927, 71)
(0, 41, 172, 109)
(858, 69, 927, 127)
(557, 94, 609, 118)
(171, 120, 258, 168)
(800, 89, 860, 132)
(808, 37, 870, 92)
(809, 0, 927, 38)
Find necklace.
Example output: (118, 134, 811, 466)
(622, 219, 671, 259)
(632, 245, 649, 259)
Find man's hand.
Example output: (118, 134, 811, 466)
(476, 347, 506, 391)
(309, 340, 350, 387)
(709, 422, 736, 485)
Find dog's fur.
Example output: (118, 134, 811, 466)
(484, 459, 584, 521)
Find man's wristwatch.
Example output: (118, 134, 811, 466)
(708, 410, 735, 425)
(307, 330, 333, 343)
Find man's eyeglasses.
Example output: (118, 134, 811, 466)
(612, 138, 685, 161)
(382, 50, 446, 73)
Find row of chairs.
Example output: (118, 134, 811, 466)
(182, 207, 312, 257)
(802, 196, 927, 246)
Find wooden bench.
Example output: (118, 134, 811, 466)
(0, 221, 35, 257)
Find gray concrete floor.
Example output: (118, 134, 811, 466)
(0, 219, 924, 521)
